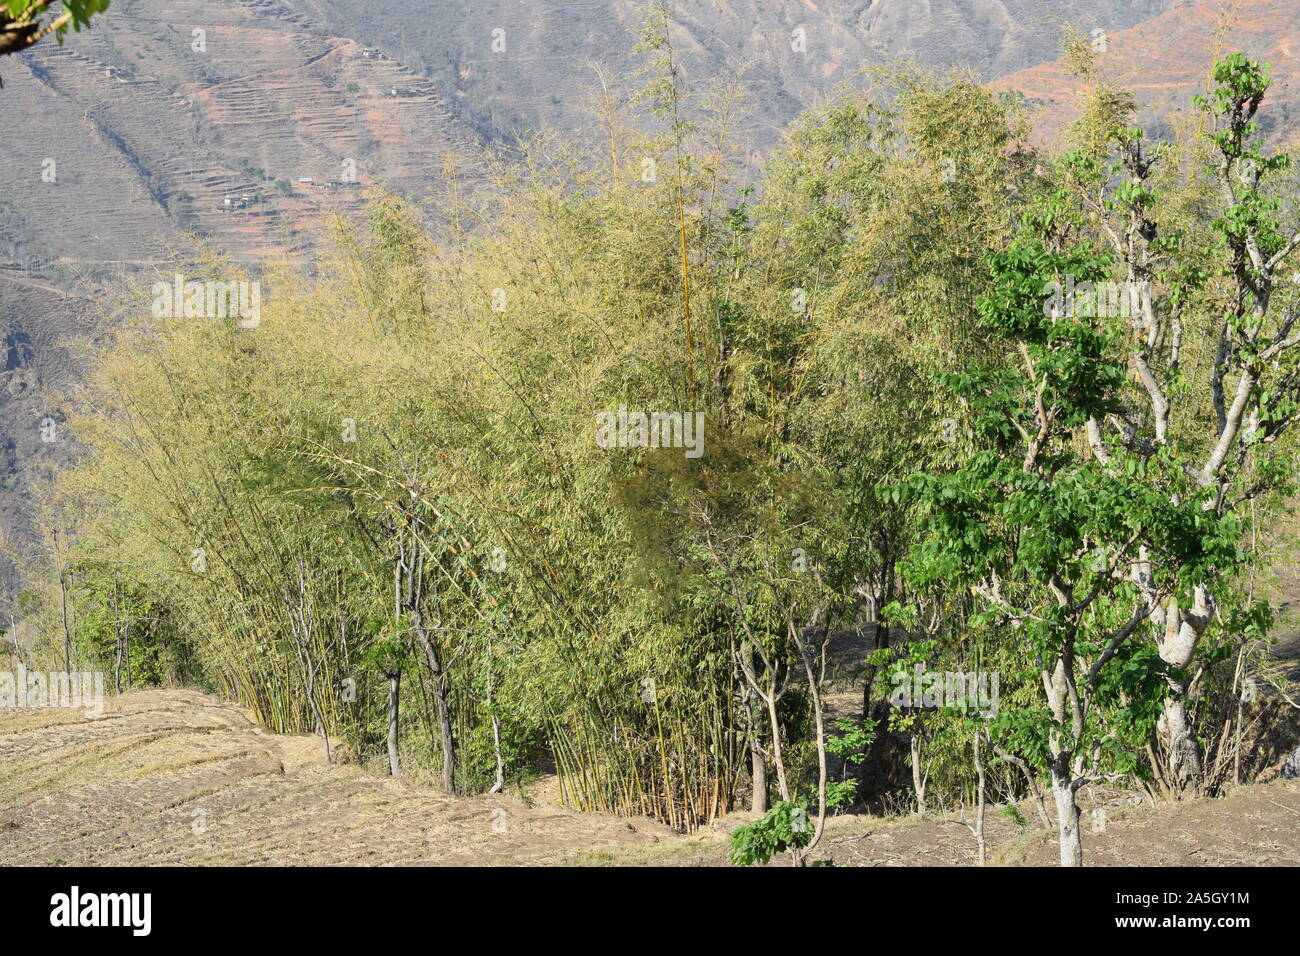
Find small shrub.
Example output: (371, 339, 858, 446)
(729, 801, 811, 866)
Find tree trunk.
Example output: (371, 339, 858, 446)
(748, 718, 768, 813)
(738, 641, 790, 802)
(111, 584, 123, 694)
(487, 651, 505, 795)
(764, 678, 791, 802)
(488, 711, 505, 794)
(1158, 696, 1203, 792)
(410, 614, 457, 794)
(1150, 587, 1212, 793)
(386, 671, 401, 776)
(1050, 767, 1082, 867)
(741, 647, 768, 813)
(303, 657, 329, 762)
(59, 568, 72, 674)
(973, 729, 987, 866)
(910, 732, 926, 816)
(434, 675, 455, 792)
(791, 619, 829, 865)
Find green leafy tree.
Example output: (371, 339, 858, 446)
(900, 55, 1300, 865)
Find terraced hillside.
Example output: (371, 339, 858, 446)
(996, 0, 1300, 145)
(0, 269, 86, 565)
(1, 0, 1192, 280)
(1, 0, 481, 269)
(307, 0, 1181, 145)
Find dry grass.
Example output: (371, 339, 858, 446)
(1, 687, 1296, 866)
(0, 688, 674, 866)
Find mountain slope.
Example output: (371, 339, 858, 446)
(996, 0, 1300, 145)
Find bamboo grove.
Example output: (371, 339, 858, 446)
(12, 19, 1300, 863)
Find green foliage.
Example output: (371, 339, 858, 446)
(729, 801, 812, 866)
(896, 52, 1297, 817)
(18, 41, 1295, 849)
(999, 803, 1029, 827)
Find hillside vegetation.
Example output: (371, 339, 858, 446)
(3, 0, 1298, 592)
(4, 7, 1300, 868)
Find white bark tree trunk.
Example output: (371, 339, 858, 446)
(1050, 768, 1082, 867)
(1157, 697, 1202, 790)
(1156, 587, 1213, 792)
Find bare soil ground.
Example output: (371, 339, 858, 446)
(0, 688, 675, 865)
(1, 687, 1296, 866)
(582, 776, 1299, 867)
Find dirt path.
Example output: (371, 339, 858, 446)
(1, 687, 1296, 866)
